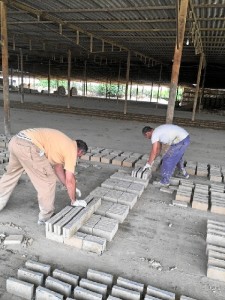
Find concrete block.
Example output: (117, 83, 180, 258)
(18, 268, 44, 286)
(80, 214, 102, 234)
(91, 154, 104, 162)
(45, 276, 72, 297)
(81, 153, 93, 161)
(178, 185, 193, 192)
(160, 187, 174, 194)
(103, 190, 124, 202)
(117, 277, 144, 293)
(87, 269, 113, 287)
(211, 191, 225, 199)
(111, 285, 140, 300)
(46, 231, 64, 243)
(112, 156, 125, 166)
(110, 150, 123, 156)
(207, 229, 225, 247)
(170, 177, 180, 186)
(207, 219, 225, 227)
(207, 264, 225, 282)
(4, 234, 24, 245)
(175, 192, 191, 203)
(101, 155, 116, 164)
(208, 256, 225, 268)
(172, 200, 189, 208)
(63, 197, 101, 238)
(64, 232, 86, 249)
(206, 244, 225, 255)
(122, 158, 137, 168)
(192, 200, 208, 211)
(46, 206, 73, 232)
(101, 179, 119, 189)
(144, 296, 161, 300)
(96, 200, 129, 223)
(116, 180, 132, 192)
(128, 183, 145, 196)
(53, 269, 79, 287)
(79, 278, 108, 297)
(35, 286, 64, 300)
(82, 234, 107, 254)
(146, 285, 175, 299)
(111, 172, 149, 187)
(6, 277, 34, 300)
(92, 216, 119, 241)
(180, 297, 198, 300)
(74, 286, 103, 299)
(107, 296, 122, 300)
(25, 260, 51, 276)
(91, 187, 110, 198)
(211, 204, 225, 215)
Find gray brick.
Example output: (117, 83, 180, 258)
(101, 155, 116, 164)
(79, 278, 108, 297)
(45, 276, 72, 297)
(18, 268, 44, 286)
(53, 269, 79, 287)
(144, 296, 161, 300)
(35, 286, 64, 300)
(112, 157, 125, 166)
(25, 260, 51, 276)
(96, 200, 129, 223)
(87, 269, 113, 287)
(80, 214, 102, 234)
(146, 285, 175, 300)
(111, 285, 140, 300)
(46, 231, 64, 243)
(92, 216, 119, 241)
(180, 296, 198, 300)
(107, 296, 122, 300)
(175, 191, 191, 203)
(46, 206, 73, 232)
(207, 229, 225, 247)
(74, 286, 103, 299)
(116, 277, 144, 293)
(6, 277, 34, 300)
(82, 234, 107, 254)
(90, 187, 110, 198)
(207, 264, 225, 282)
(206, 244, 225, 255)
(208, 256, 225, 268)
(172, 200, 189, 208)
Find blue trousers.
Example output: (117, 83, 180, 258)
(160, 135, 190, 184)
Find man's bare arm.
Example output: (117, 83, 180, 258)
(147, 141, 161, 165)
(65, 170, 76, 204)
(54, 164, 66, 185)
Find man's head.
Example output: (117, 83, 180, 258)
(76, 140, 88, 157)
(142, 126, 154, 139)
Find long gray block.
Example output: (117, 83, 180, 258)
(74, 286, 103, 299)
(35, 286, 64, 300)
(6, 277, 34, 300)
(45, 276, 72, 297)
(18, 267, 44, 286)
(87, 269, 113, 287)
(180, 297, 198, 300)
(82, 234, 107, 254)
(146, 285, 175, 300)
(107, 296, 122, 300)
(53, 269, 79, 286)
(96, 200, 129, 223)
(144, 296, 162, 300)
(111, 285, 140, 300)
(45, 206, 73, 232)
(25, 260, 51, 276)
(79, 278, 108, 297)
(116, 277, 144, 293)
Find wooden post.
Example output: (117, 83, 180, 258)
(124, 50, 131, 114)
(67, 49, 71, 108)
(166, 0, 189, 124)
(48, 59, 51, 96)
(1, 1, 11, 136)
(156, 64, 163, 108)
(20, 48, 24, 103)
(116, 62, 121, 103)
(192, 53, 204, 121)
(199, 62, 207, 113)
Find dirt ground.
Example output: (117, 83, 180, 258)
(0, 93, 225, 300)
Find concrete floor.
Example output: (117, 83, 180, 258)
(0, 93, 225, 299)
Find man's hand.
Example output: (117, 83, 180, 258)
(142, 162, 152, 172)
(76, 188, 82, 198)
(71, 200, 87, 207)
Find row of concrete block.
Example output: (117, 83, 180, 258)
(206, 220, 225, 283)
(45, 171, 149, 254)
(6, 260, 197, 300)
(185, 160, 224, 182)
(173, 180, 225, 215)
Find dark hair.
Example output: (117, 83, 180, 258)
(142, 126, 153, 135)
(76, 140, 88, 154)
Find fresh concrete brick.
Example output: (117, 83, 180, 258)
(122, 158, 137, 168)
(90, 187, 110, 198)
(6, 277, 34, 300)
(208, 256, 225, 268)
(101, 155, 116, 164)
(79, 278, 108, 297)
(192, 200, 209, 211)
(18, 268, 44, 286)
(45, 231, 64, 243)
(87, 269, 113, 287)
(206, 244, 225, 255)
(180, 297, 198, 300)
(82, 234, 107, 254)
(111, 172, 149, 187)
(74, 286, 103, 299)
(63, 197, 101, 238)
(206, 229, 225, 247)
(207, 264, 225, 282)
(116, 277, 144, 293)
(170, 177, 180, 186)
(146, 285, 175, 299)
(92, 216, 119, 241)
(112, 156, 125, 166)
(175, 191, 192, 203)
(172, 200, 189, 208)
(103, 190, 124, 203)
(112, 285, 140, 300)
(96, 200, 129, 223)
(128, 183, 145, 196)
(53, 269, 79, 287)
(45, 276, 72, 297)
(46, 206, 73, 232)
(35, 286, 64, 300)
(64, 232, 86, 249)
(80, 214, 102, 234)
(160, 187, 174, 194)
(107, 296, 122, 300)
(25, 260, 51, 276)
(80, 153, 93, 161)
(4, 234, 24, 245)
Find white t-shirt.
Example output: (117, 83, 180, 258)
(151, 124, 189, 145)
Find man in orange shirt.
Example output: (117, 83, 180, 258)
(0, 128, 88, 225)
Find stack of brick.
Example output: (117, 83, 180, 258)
(131, 167, 152, 180)
(196, 162, 209, 177)
(185, 160, 197, 176)
(173, 180, 194, 207)
(192, 183, 209, 211)
(6, 261, 201, 300)
(209, 164, 223, 183)
(210, 184, 225, 215)
(206, 220, 225, 282)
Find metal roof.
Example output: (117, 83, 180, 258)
(2, 0, 225, 87)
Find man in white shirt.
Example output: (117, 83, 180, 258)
(142, 124, 190, 186)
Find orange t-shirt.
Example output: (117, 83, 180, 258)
(23, 128, 77, 173)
